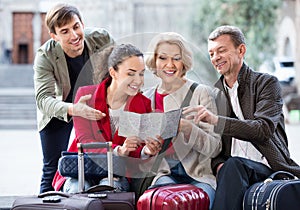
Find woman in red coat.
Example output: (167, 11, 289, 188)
(52, 44, 162, 192)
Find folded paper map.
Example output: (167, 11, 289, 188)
(118, 109, 182, 140)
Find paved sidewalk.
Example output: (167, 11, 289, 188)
(0, 130, 42, 196)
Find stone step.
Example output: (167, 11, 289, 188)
(0, 96, 35, 104)
(0, 64, 34, 88)
(0, 88, 37, 129)
(0, 119, 37, 129)
(0, 110, 36, 119)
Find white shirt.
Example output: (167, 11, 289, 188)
(224, 80, 269, 167)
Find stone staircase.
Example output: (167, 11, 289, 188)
(0, 64, 37, 129)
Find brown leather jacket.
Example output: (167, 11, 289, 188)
(211, 63, 300, 178)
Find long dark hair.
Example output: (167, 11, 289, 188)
(93, 43, 144, 84)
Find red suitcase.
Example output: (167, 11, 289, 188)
(137, 184, 210, 210)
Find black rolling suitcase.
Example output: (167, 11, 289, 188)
(243, 171, 300, 210)
(76, 142, 135, 210)
(11, 191, 103, 210)
(11, 142, 135, 210)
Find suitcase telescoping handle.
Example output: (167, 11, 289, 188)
(77, 142, 113, 192)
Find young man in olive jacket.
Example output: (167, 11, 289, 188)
(34, 3, 114, 193)
(183, 25, 300, 210)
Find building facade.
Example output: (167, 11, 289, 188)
(0, 0, 192, 64)
(296, 0, 300, 92)
(0, 0, 299, 91)
(274, 0, 300, 92)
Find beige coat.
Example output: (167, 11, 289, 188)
(33, 28, 114, 131)
(143, 79, 221, 189)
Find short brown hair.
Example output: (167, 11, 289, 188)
(45, 3, 83, 34)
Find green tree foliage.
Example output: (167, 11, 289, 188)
(190, 0, 282, 70)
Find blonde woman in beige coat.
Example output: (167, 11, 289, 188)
(143, 32, 221, 209)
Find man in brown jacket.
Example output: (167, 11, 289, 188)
(183, 25, 300, 210)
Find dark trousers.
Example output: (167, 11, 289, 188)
(212, 156, 273, 210)
(39, 118, 73, 193)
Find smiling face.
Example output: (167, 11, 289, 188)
(208, 34, 245, 78)
(112, 56, 145, 96)
(155, 43, 184, 85)
(50, 14, 85, 58)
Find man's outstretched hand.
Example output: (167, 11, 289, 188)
(182, 105, 218, 125)
(68, 94, 106, 120)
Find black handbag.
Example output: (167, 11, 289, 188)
(243, 171, 300, 210)
(58, 151, 126, 179)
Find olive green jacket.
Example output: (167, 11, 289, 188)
(33, 28, 114, 131)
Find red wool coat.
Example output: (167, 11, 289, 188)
(52, 77, 152, 190)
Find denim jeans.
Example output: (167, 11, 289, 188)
(212, 157, 273, 210)
(63, 177, 130, 193)
(154, 162, 215, 210)
(39, 118, 73, 193)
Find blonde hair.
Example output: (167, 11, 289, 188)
(146, 32, 193, 76)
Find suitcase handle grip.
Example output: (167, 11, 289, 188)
(84, 184, 115, 193)
(269, 170, 297, 180)
(77, 142, 112, 153)
(38, 191, 70, 198)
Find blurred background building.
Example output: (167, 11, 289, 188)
(0, 0, 193, 64)
(0, 1, 298, 64)
(277, 0, 300, 75)
(0, 0, 299, 85)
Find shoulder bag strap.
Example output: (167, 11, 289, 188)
(151, 82, 198, 172)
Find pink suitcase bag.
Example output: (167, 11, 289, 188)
(137, 184, 209, 210)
